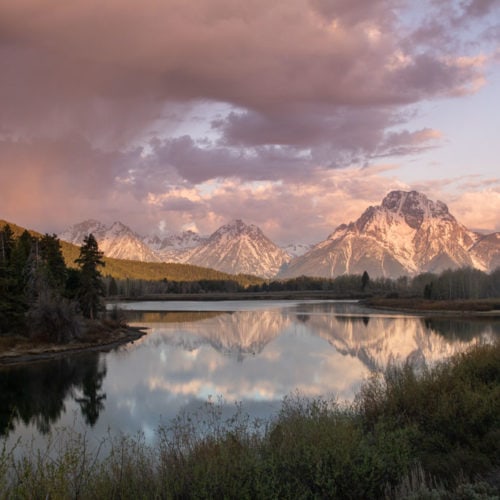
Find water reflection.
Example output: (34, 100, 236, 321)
(422, 317, 500, 341)
(2, 301, 498, 441)
(0, 353, 106, 436)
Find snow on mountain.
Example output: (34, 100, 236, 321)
(144, 230, 208, 251)
(469, 232, 500, 271)
(59, 219, 108, 244)
(281, 243, 313, 258)
(280, 190, 498, 279)
(187, 219, 291, 278)
(58, 192, 499, 278)
(59, 220, 163, 262)
(143, 230, 208, 263)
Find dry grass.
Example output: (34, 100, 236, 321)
(365, 298, 500, 313)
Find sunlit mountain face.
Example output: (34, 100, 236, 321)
(280, 191, 500, 279)
(60, 219, 290, 278)
(58, 191, 499, 279)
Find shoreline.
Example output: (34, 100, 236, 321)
(361, 297, 500, 316)
(0, 325, 147, 367)
(2, 296, 499, 365)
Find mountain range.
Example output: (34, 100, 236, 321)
(58, 190, 500, 279)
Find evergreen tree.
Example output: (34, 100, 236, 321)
(0, 231, 33, 332)
(0, 224, 15, 264)
(75, 234, 105, 319)
(39, 234, 67, 291)
(10, 230, 34, 294)
(361, 271, 370, 291)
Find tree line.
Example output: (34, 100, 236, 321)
(253, 268, 499, 299)
(102, 266, 499, 300)
(0, 224, 105, 340)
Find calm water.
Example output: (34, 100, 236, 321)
(1, 300, 499, 447)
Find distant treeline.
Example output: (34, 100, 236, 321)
(104, 266, 500, 300)
(254, 267, 500, 300)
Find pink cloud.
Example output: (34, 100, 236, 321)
(0, 0, 498, 241)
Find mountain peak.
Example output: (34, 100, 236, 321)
(60, 220, 162, 263)
(189, 219, 290, 278)
(223, 219, 250, 231)
(280, 190, 496, 279)
(211, 219, 259, 240)
(381, 190, 451, 228)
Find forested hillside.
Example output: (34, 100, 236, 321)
(0, 220, 262, 286)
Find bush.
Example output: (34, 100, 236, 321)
(28, 291, 82, 343)
(356, 342, 500, 484)
(1, 342, 499, 498)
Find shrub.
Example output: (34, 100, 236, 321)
(1, 342, 499, 498)
(28, 291, 82, 343)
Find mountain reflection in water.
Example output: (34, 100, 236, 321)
(1, 301, 498, 440)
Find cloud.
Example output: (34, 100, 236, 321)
(448, 187, 500, 232)
(0, 0, 491, 147)
(0, 0, 498, 241)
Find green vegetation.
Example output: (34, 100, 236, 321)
(1, 224, 111, 340)
(248, 267, 500, 300)
(0, 219, 262, 286)
(3, 220, 498, 301)
(1, 342, 498, 498)
(99, 258, 262, 286)
(74, 234, 106, 320)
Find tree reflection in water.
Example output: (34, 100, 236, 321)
(422, 317, 500, 341)
(0, 353, 107, 436)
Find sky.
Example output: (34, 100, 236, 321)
(0, 0, 499, 245)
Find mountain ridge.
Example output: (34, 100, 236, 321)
(7, 189, 498, 280)
(0, 219, 261, 284)
(59, 218, 291, 278)
(279, 190, 499, 279)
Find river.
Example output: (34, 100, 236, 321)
(1, 300, 498, 449)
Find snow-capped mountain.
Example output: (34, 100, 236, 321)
(469, 232, 500, 271)
(59, 219, 108, 244)
(281, 243, 313, 258)
(144, 230, 208, 252)
(60, 218, 291, 277)
(59, 192, 499, 278)
(187, 219, 291, 278)
(143, 230, 208, 263)
(280, 190, 499, 279)
(60, 220, 163, 262)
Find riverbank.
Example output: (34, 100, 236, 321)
(0, 323, 146, 366)
(107, 290, 370, 302)
(363, 297, 500, 316)
(1, 341, 498, 498)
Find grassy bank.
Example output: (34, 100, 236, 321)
(1, 341, 499, 499)
(364, 297, 500, 314)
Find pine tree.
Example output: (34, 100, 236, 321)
(361, 271, 370, 291)
(39, 234, 67, 291)
(0, 224, 15, 264)
(75, 234, 105, 320)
